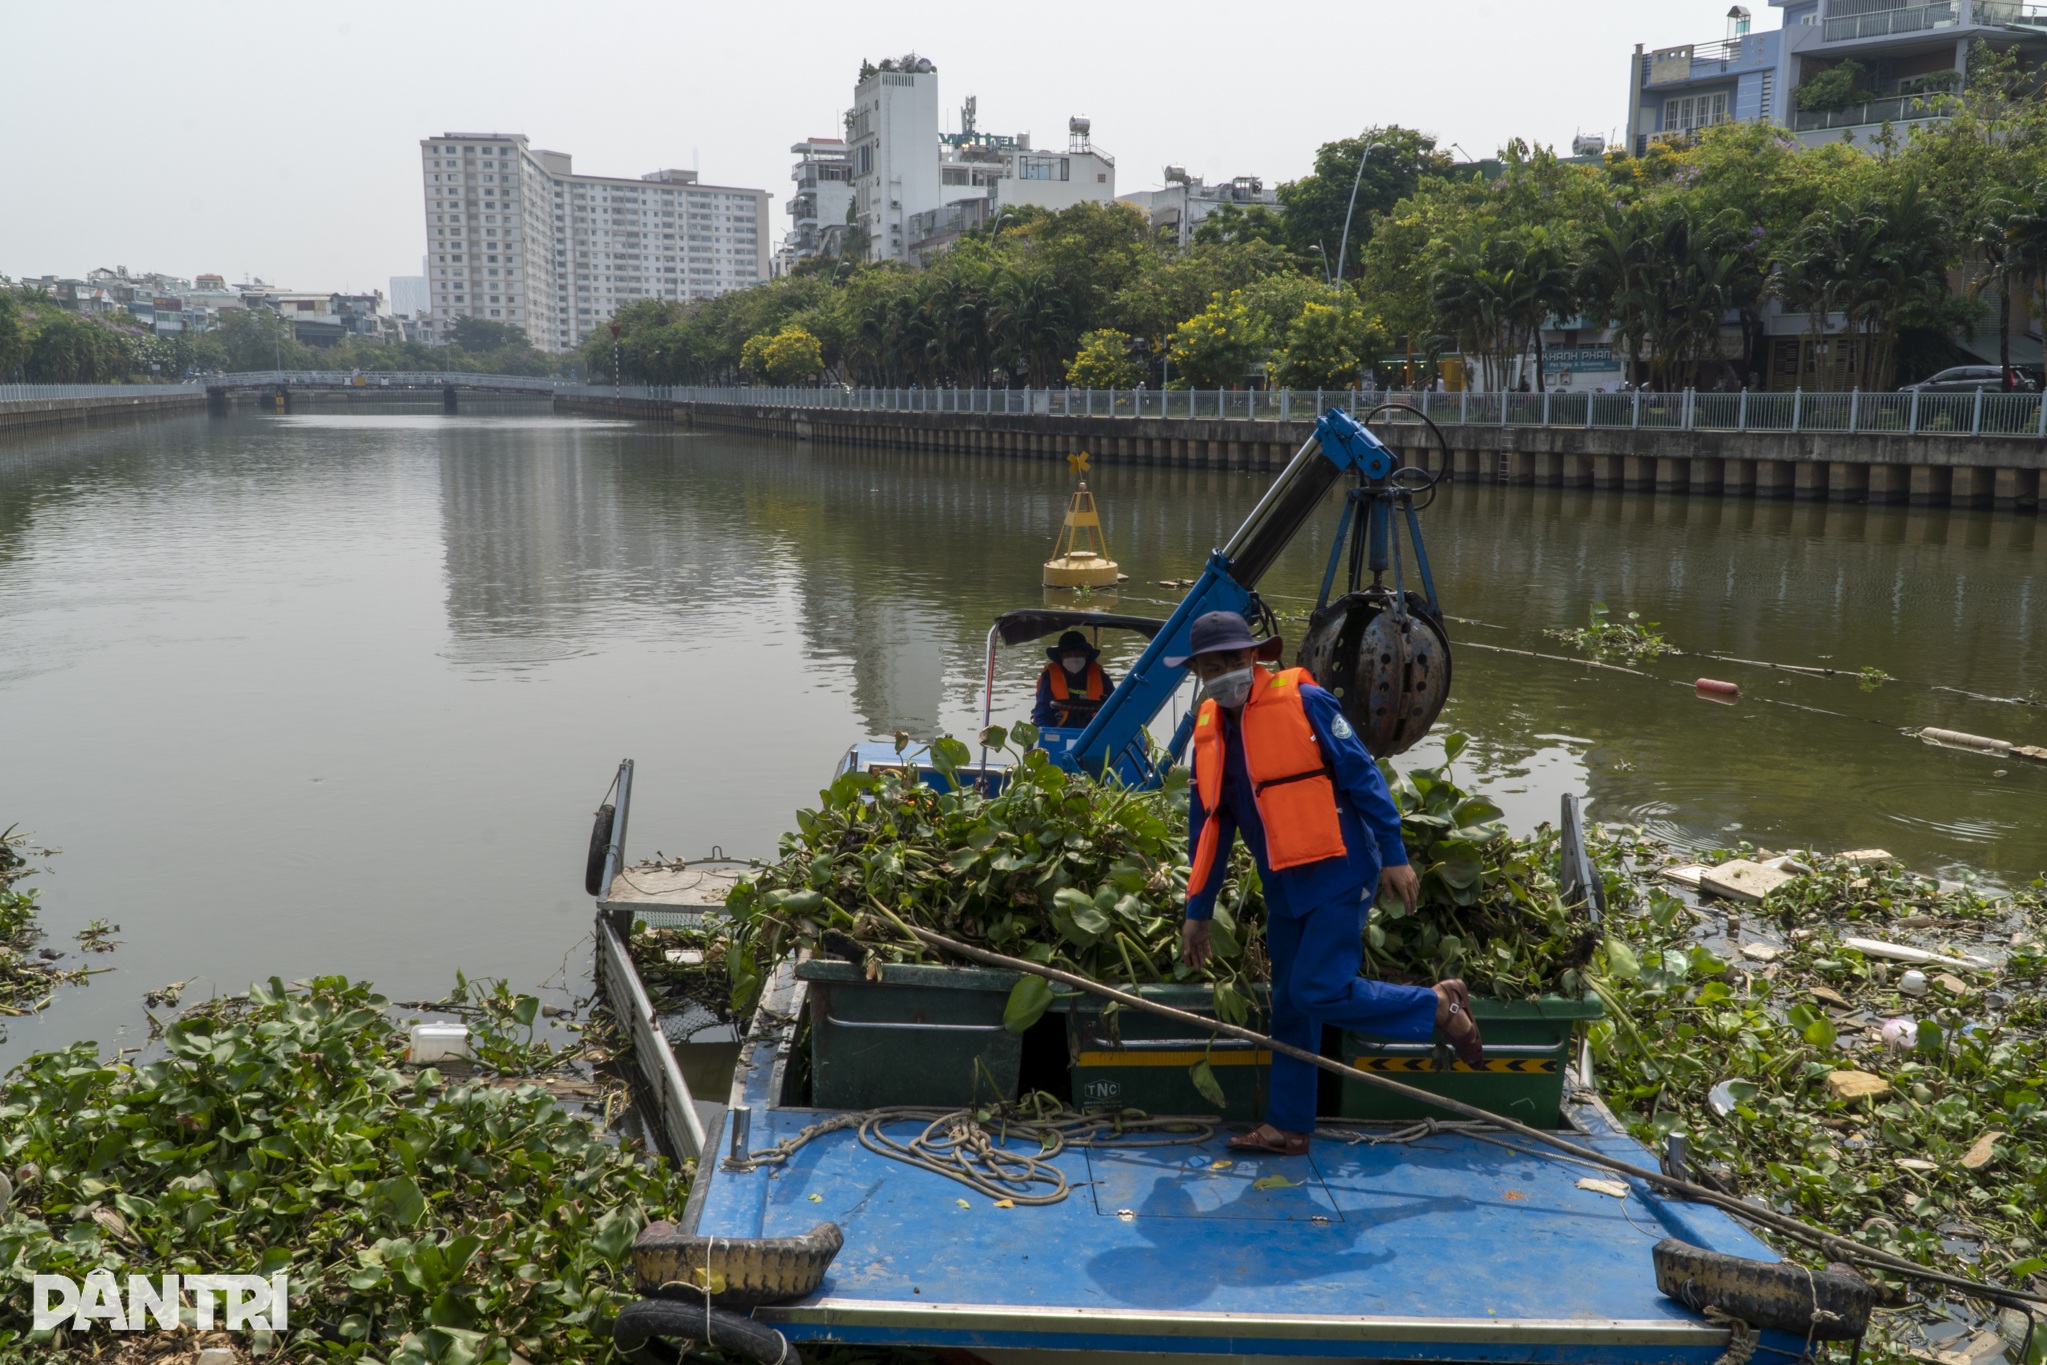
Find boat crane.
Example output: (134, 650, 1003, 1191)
(585, 407, 1864, 1365)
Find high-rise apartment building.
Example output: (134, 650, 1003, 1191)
(420, 132, 770, 352)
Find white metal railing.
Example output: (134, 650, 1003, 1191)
(15, 377, 2041, 440)
(1823, 2, 1956, 41)
(0, 382, 205, 401)
(206, 371, 561, 391)
(633, 384, 2047, 440)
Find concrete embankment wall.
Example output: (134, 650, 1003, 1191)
(555, 394, 2047, 511)
(0, 391, 206, 436)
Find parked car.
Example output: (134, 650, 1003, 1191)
(1899, 365, 2040, 393)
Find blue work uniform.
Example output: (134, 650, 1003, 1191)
(1186, 681, 1436, 1134)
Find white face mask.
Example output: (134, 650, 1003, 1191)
(1061, 654, 1088, 674)
(1201, 666, 1255, 710)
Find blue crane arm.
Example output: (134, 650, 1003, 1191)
(1061, 410, 1397, 783)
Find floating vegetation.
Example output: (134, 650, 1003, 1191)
(1589, 843, 2047, 1360)
(1544, 604, 1680, 664)
(1859, 665, 1896, 691)
(0, 975, 685, 1363)
(0, 827, 99, 1027)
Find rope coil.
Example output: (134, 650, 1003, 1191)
(723, 1100, 1214, 1204)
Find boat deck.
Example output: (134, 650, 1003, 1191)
(680, 966, 1804, 1363)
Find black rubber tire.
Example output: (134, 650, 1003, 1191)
(613, 1299, 801, 1365)
(585, 803, 615, 897)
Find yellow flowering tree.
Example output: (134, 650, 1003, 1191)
(740, 326, 825, 384)
(1166, 290, 1266, 389)
(1064, 329, 1143, 388)
(1271, 299, 1390, 390)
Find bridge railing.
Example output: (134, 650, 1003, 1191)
(212, 371, 562, 392)
(633, 383, 2047, 440)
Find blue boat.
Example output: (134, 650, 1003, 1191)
(589, 412, 1836, 1364)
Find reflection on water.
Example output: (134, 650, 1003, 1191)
(0, 411, 2042, 1063)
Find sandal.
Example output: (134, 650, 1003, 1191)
(1227, 1123, 1311, 1156)
(1435, 979, 1486, 1070)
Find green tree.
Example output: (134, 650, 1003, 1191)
(450, 317, 528, 351)
(1064, 329, 1142, 388)
(1192, 203, 1292, 252)
(1277, 126, 1454, 282)
(23, 311, 126, 382)
(0, 291, 27, 380)
(1793, 60, 1874, 114)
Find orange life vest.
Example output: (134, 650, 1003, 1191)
(1188, 667, 1348, 891)
(1046, 661, 1107, 724)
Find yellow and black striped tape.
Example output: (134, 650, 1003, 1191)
(1348, 1055, 1557, 1075)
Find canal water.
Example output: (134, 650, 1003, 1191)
(1, 408, 2042, 1064)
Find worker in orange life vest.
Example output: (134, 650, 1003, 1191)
(1032, 630, 1116, 729)
(1171, 610, 1485, 1156)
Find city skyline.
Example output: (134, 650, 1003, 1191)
(3, 0, 1764, 293)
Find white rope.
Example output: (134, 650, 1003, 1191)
(723, 1101, 1212, 1204)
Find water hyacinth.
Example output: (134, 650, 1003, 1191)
(721, 728, 1602, 1034)
(0, 976, 685, 1364)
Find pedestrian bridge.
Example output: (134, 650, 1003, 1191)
(206, 370, 560, 400)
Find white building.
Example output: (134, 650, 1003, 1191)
(1120, 167, 1280, 247)
(779, 137, 855, 275)
(419, 132, 770, 351)
(846, 57, 943, 264)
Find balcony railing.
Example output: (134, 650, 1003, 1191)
(1978, 0, 2047, 24)
(1817, 0, 2038, 39)
(1792, 91, 1955, 129)
(1824, 2, 1957, 41)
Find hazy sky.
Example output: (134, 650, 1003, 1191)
(3, 1, 1769, 293)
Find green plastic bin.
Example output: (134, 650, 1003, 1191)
(1339, 995, 1604, 1129)
(796, 959, 1024, 1109)
(1067, 985, 1271, 1122)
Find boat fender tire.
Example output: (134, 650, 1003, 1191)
(612, 1298, 801, 1365)
(632, 1220, 844, 1307)
(1653, 1238, 1873, 1341)
(585, 803, 615, 897)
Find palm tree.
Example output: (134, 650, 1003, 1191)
(1576, 205, 1653, 387)
(988, 269, 1075, 386)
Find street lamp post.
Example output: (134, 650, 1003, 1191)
(1334, 133, 1380, 287)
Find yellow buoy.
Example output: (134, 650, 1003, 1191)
(1043, 463, 1122, 589)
